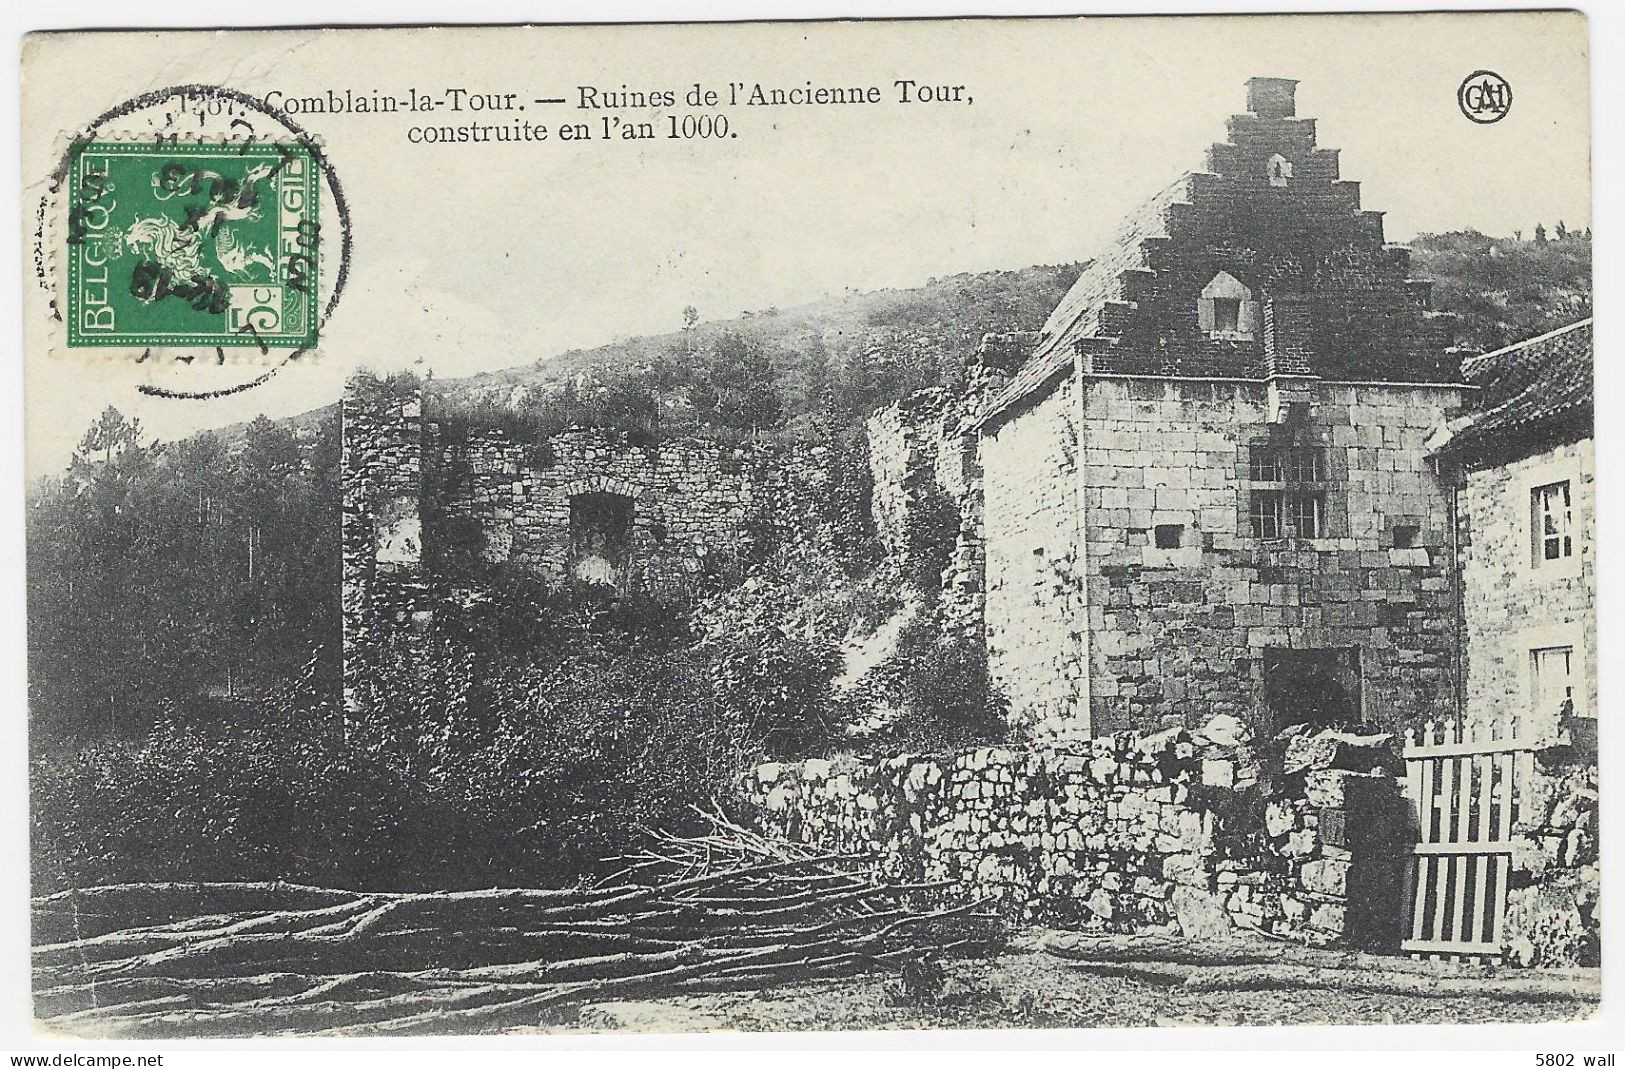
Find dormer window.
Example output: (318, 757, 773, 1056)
(1268, 153, 1293, 187)
(1198, 272, 1257, 341)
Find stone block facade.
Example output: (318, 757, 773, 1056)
(981, 377, 1464, 742)
(1504, 748, 1600, 967)
(737, 722, 1409, 947)
(341, 375, 432, 710)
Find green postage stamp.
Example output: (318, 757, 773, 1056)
(66, 141, 320, 350)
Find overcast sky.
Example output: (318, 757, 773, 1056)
(21, 12, 1591, 478)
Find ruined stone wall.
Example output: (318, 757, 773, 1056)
(737, 723, 1408, 947)
(752, 439, 838, 548)
(980, 377, 1090, 741)
(1458, 439, 1596, 739)
(865, 388, 950, 577)
(434, 424, 758, 591)
(341, 369, 854, 704)
(341, 374, 431, 710)
(858, 333, 1037, 643)
(980, 376, 1463, 741)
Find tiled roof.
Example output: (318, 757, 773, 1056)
(1441, 319, 1593, 463)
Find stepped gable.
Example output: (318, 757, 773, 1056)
(986, 76, 1455, 423)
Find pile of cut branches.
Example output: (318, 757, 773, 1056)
(33, 808, 1000, 1037)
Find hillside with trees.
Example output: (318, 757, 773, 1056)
(424, 263, 1086, 446)
(1410, 228, 1592, 352)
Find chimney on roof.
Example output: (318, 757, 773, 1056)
(1246, 77, 1299, 118)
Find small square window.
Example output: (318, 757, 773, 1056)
(1531, 480, 1574, 565)
(1393, 524, 1420, 549)
(1154, 524, 1185, 549)
(1211, 298, 1241, 334)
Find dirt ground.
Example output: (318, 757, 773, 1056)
(554, 929, 1601, 1033)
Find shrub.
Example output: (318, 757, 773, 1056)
(869, 605, 1008, 752)
(706, 628, 842, 759)
(31, 576, 851, 893)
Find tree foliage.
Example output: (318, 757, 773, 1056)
(27, 409, 340, 742)
(1411, 230, 1592, 353)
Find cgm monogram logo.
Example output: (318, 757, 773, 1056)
(1458, 70, 1512, 124)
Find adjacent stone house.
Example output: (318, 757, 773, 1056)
(974, 78, 1466, 743)
(1427, 319, 1595, 742)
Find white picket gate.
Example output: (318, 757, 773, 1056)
(1400, 717, 1535, 961)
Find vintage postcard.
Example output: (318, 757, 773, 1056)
(19, 12, 1596, 1040)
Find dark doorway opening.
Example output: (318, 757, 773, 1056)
(569, 492, 633, 587)
(1263, 647, 1362, 732)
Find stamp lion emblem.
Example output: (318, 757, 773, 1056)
(66, 141, 319, 349)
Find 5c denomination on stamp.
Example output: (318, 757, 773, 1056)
(66, 140, 320, 351)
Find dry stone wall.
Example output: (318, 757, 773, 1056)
(1504, 747, 1600, 967)
(738, 721, 1409, 948)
